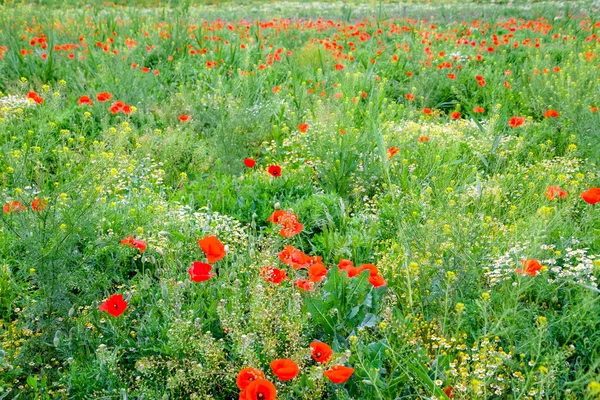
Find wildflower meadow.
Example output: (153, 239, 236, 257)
(0, 0, 600, 399)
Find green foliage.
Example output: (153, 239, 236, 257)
(0, 1, 599, 399)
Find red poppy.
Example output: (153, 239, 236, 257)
(543, 110, 559, 118)
(26, 91, 44, 104)
(357, 264, 379, 277)
(236, 368, 265, 390)
(3, 201, 26, 213)
(268, 210, 303, 238)
(270, 359, 299, 381)
(444, 386, 455, 398)
(99, 294, 128, 317)
(297, 123, 309, 133)
(120, 236, 147, 253)
(96, 92, 112, 102)
(308, 263, 328, 282)
(368, 274, 387, 288)
(178, 114, 191, 122)
(423, 108, 433, 115)
(272, 86, 281, 93)
(337, 259, 359, 278)
(31, 198, 48, 212)
(406, 93, 414, 102)
(78, 95, 93, 106)
(267, 210, 287, 223)
(419, 136, 430, 143)
(310, 341, 333, 363)
(324, 365, 354, 384)
(198, 235, 226, 263)
(244, 158, 256, 168)
(188, 261, 216, 282)
(268, 165, 282, 177)
(387, 146, 399, 159)
(295, 279, 314, 291)
(447, 73, 456, 80)
(261, 266, 288, 284)
(450, 111, 461, 120)
(545, 186, 567, 200)
(241, 379, 276, 400)
(335, 63, 344, 71)
(473, 106, 485, 113)
(581, 187, 600, 204)
(508, 116, 525, 128)
(278, 246, 319, 269)
(517, 259, 542, 276)
(591, 106, 598, 112)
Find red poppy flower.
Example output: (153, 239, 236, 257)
(236, 368, 265, 390)
(241, 379, 276, 400)
(545, 186, 567, 200)
(178, 114, 191, 122)
(261, 266, 288, 284)
(244, 158, 256, 168)
(31, 198, 48, 212)
(295, 279, 314, 291)
(591, 106, 598, 112)
(26, 91, 44, 104)
(96, 92, 112, 102)
(406, 93, 414, 102)
(99, 294, 128, 317)
(3, 201, 26, 213)
(308, 263, 328, 282)
(268, 210, 303, 238)
(297, 123, 309, 133)
(272, 86, 281, 93)
(267, 210, 287, 223)
(78, 95, 93, 106)
(543, 110, 559, 118)
(581, 187, 600, 204)
(517, 259, 542, 276)
(387, 146, 399, 159)
(508, 116, 525, 128)
(337, 259, 359, 278)
(358, 264, 379, 277)
(444, 386, 454, 398)
(270, 359, 299, 381)
(188, 261, 216, 282)
(450, 111, 461, 120)
(120, 236, 147, 253)
(368, 274, 387, 288)
(324, 366, 354, 384)
(310, 341, 333, 363)
(419, 136, 430, 143)
(335, 63, 344, 71)
(198, 235, 226, 263)
(278, 246, 319, 269)
(423, 108, 433, 115)
(447, 73, 456, 80)
(473, 106, 485, 113)
(268, 165, 282, 177)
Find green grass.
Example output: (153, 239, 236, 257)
(0, 1, 599, 399)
